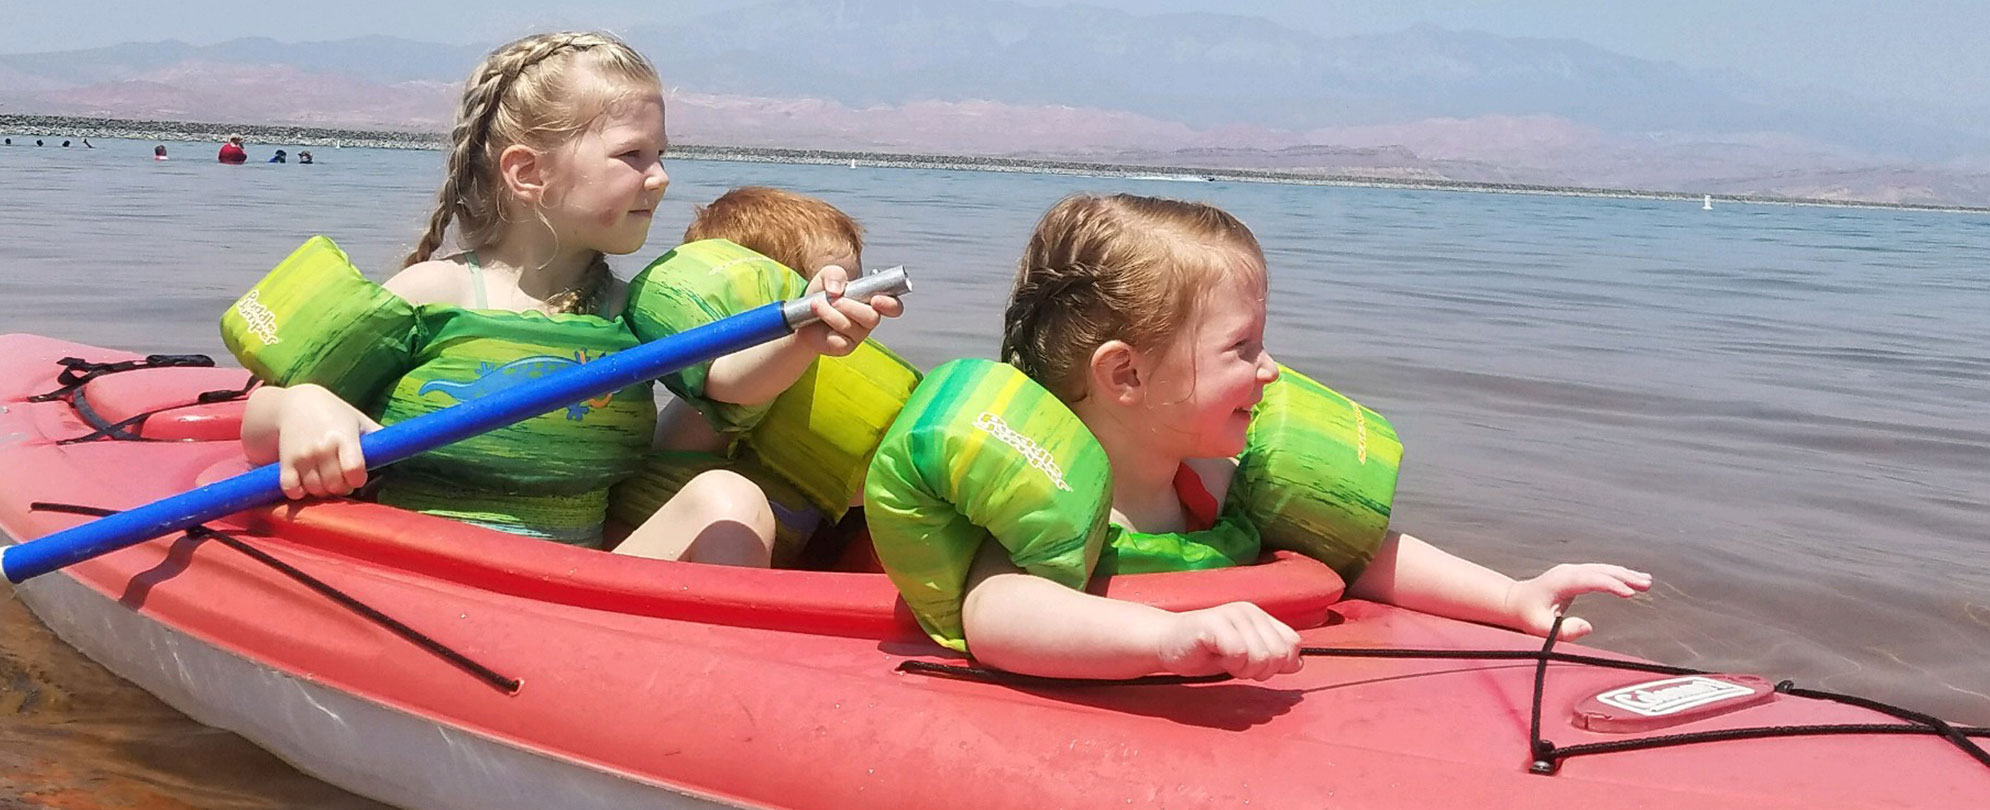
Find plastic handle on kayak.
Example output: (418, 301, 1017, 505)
(2, 267, 911, 584)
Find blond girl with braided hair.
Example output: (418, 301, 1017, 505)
(237, 32, 893, 565)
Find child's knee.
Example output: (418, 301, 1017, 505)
(681, 470, 777, 546)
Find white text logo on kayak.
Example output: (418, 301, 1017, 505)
(1594, 676, 1758, 717)
(234, 289, 282, 346)
(973, 412, 1072, 492)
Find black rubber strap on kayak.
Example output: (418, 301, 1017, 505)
(1307, 619, 1990, 775)
(1538, 720, 1990, 768)
(55, 373, 258, 445)
(28, 354, 216, 402)
(1313, 617, 1990, 775)
(27, 501, 523, 695)
(1527, 616, 1565, 774)
(898, 614, 1990, 774)
(1529, 676, 1990, 770)
(1297, 646, 1700, 677)
(1775, 682, 1990, 768)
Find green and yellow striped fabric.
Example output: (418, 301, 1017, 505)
(371, 306, 657, 544)
(865, 359, 1113, 651)
(1098, 512, 1262, 575)
(623, 238, 921, 517)
(219, 236, 419, 413)
(750, 339, 920, 514)
(1228, 366, 1402, 581)
(625, 239, 806, 436)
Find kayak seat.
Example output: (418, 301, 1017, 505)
(79, 366, 253, 442)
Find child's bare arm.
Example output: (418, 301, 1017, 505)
(1345, 531, 1650, 640)
(960, 544, 1302, 681)
(242, 385, 380, 500)
(703, 266, 903, 406)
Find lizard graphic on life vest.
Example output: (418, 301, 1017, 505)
(417, 350, 617, 420)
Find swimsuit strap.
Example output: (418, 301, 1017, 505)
(1172, 464, 1222, 533)
(464, 251, 490, 309)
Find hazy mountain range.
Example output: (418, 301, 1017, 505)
(6, 0, 1989, 205)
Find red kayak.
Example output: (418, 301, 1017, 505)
(1, 333, 1984, 809)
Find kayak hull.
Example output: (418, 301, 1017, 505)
(1, 333, 1983, 809)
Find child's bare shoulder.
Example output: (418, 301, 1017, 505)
(383, 258, 473, 307)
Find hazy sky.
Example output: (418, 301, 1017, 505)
(5, 0, 1986, 106)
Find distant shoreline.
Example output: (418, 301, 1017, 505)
(7, 113, 1988, 215)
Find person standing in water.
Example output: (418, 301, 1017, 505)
(218, 135, 248, 164)
(155, 145, 169, 160)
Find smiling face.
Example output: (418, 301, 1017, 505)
(1141, 257, 1279, 459)
(540, 87, 670, 256)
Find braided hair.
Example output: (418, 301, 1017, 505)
(404, 31, 661, 315)
(1001, 194, 1266, 401)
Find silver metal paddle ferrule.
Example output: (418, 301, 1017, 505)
(781, 266, 911, 330)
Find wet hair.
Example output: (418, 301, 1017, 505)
(403, 31, 663, 315)
(683, 186, 864, 277)
(1001, 193, 1266, 402)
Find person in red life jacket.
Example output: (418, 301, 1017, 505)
(218, 135, 248, 164)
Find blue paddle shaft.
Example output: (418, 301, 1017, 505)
(0, 268, 923, 584)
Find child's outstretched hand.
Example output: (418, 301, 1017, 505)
(1503, 563, 1653, 641)
(1155, 601, 1304, 681)
(797, 265, 904, 356)
(274, 384, 381, 500)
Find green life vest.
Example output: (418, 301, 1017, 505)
(370, 306, 656, 545)
(1229, 365, 1402, 582)
(1101, 365, 1402, 580)
(220, 237, 656, 546)
(1098, 511, 1262, 575)
(219, 236, 418, 413)
(864, 360, 1402, 651)
(865, 359, 1114, 652)
(620, 239, 921, 521)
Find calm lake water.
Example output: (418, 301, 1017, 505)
(2, 137, 1987, 807)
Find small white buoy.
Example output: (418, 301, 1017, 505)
(1703, 194, 1713, 210)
